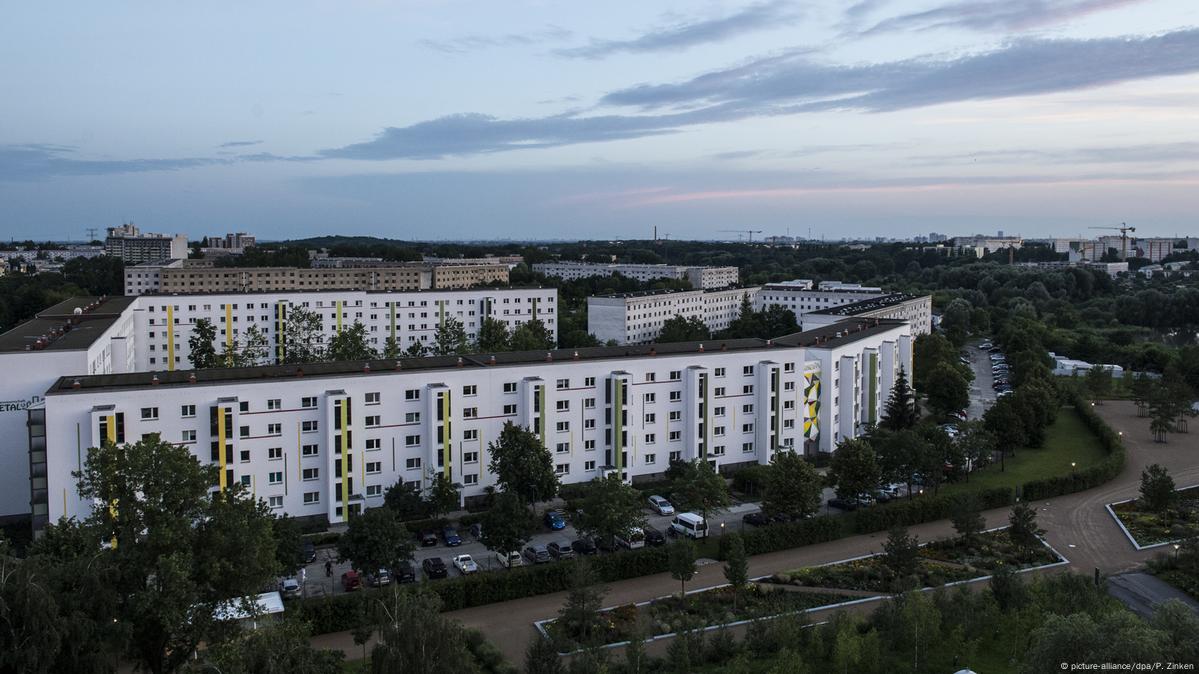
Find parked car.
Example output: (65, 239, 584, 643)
(616, 527, 646, 549)
(670, 513, 709, 539)
(571, 538, 598, 555)
(872, 489, 893, 504)
(452, 554, 479, 574)
(442, 526, 462, 547)
(547, 540, 576, 560)
(997, 389, 1014, 398)
(469, 522, 483, 539)
(422, 557, 448, 579)
(418, 529, 438, 547)
(524, 544, 552, 564)
(979, 342, 993, 350)
(365, 569, 391, 587)
(496, 550, 523, 568)
(643, 525, 666, 546)
(279, 576, 301, 599)
(393, 562, 416, 583)
(595, 535, 619, 553)
(648, 495, 675, 515)
(341, 570, 362, 591)
(828, 497, 859, 511)
(543, 510, 567, 530)
(742, 511, 772, 527)
(301, 541, 316, 564)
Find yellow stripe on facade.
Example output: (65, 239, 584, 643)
(340, 400, 349, 517)
(441, 393, 451, 479)
(217, 407, 227, 491)
(225, 304, 233, 365)
(166, 305, 175, 371)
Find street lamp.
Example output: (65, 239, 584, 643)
(720, 521, 726, 537)
(1071, 462, 1076, 477)
(1174, 543, 1181, 561)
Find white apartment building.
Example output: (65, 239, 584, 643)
(754, 281, 888, 316)
(104, 223, 188, 263)
(800, 294, 932, 335)
(533, 261, 739, 289)
(37, 318, 913, 529)
(589, 287, 760, 345)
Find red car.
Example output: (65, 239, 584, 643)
(341, 570, 361, 591)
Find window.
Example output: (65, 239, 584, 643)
(584, 418, 596, 430)
(366, 484, 383, 497)
(365, 392, 380, 405)
(585, 439, 596, 450)
(366, 461, 382, 474)
(503, 404, 518, 415)
(585, 460, 596, 471)
(645, 433, 656, 444)
(463, 473, 479, 485)
(669, 370, 682, 380)
(669, 410, 682, 421)
(715, 426, 726, 436)
(784, 400, 795, 409)
(669, 391, 682, 402)
(644, 372, 656, 382)
(556, 441, 570, 453)
(303, 492, 320, 505)
(584, 397, 596, 409)
(463, 384, 477, 396)
(405, 435, 420, 447)
(556, 421, 570, 432)
(741, 443, 753, 454)
(365, 415, 381, 427)
(743, 423, 754, 433)
(644, 392, 656, 404)
(268, 471, 283, 485)
(743, 404, 754, 414)
(714, 406, 726, 417)
(303, 468, 319, 481)
(268, 447, 282, 460)
(644, 413, 656, 424)
(267, 399, 282, 411)
(463, 451, 479, 463)
(556, 378, 570, 390)
(405, 389, 420, 401)
(669, 430, 681, 441)
(784, 419, 795, 429)
(553, 400, 569, 413)
(302, 396, 317, 408)
(715, 367, 726, 377)
(405, 457, 422, 470)
(366, 438, 381, 450)
(268, 423, 282, 435)
(268, 496, 283, 508)
(743, 385, 754, 394)
(670, 450, 682, 462)
(239, 449, 251, 463)
(784, 363, 795, 372)
(784, 381, 796, 391)
(555, 463, 570, 475)
(181, 430, 196, 442)
(503, 382, 518, 393)
(743, 365, 754, 376)
(181, 404, 196, 418)
(302, 420, 319, 433)
(239, 425, 250, 439)
(714, 387, 726, 397)
(460, 407, 476, 419)
(140, 407, 159, 420)
(584, 377, 596, 387)
(302, 444, 319, 457)
(239, 401, 249, 413)
(463, 429, 478, 440)
(645, 453, 656, 464)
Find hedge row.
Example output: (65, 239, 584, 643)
(1021, 394, 1126, 501)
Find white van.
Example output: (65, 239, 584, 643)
(670, 513, 708, 539)
(616, 527, 646, 549)
(496, 550, 523, 568)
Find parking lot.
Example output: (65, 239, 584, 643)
(965, 339, 1000, 420)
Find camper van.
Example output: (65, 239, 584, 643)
(670, 513, 709, 539)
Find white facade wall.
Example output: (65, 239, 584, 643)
(534, 262, 739, 289)
(754, 286, 888, 316)
(799, 296, 933, 336)
(588, 287, 760, 345)
(42, 321, 913, 526)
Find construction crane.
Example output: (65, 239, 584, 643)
(1088, 223, 1136, 260)
(718, 229, 763, 243)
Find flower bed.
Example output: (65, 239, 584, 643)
(1109, 486, 1199, 548)
(543, 583, 854, 650)
(919, 529, 1060, 570)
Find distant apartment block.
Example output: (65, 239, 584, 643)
(951, 236, 1023, 257)
(1014, 260, 1128, 278)
(202, 232, 256, 255)
(588, 287, 760, 345)
(753, 281, 931, 335)
(533, 261, 739, 289)
(125, 259, 509, 296)
(799, 294, 932, 335)
(103, 223, 188, 263)
(422, 255, 524, 268)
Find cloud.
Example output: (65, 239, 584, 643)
(0, 144, 226, 182)
(851, 0, 1148, 35)
(913, 141, 1199, 165)
(319, 28, 1199, 159)
(555, 1, 798, 59)
(421, 26, 573, 54)
(218, 140, 263, 148)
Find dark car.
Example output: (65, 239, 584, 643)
(571, 537, 598, 555)
(418, 529, 438, 547)
(393, 562, 416, 584)
(365, 569, 391, 588)
(828, 497, 860, 511)
(422, 557, 448, 579)
(547, 540, 576, 560)
(643, 525, 666, 546)
(742, 511, 772, 527)
(595, 535, 619, 552)
(469, 522, 483, 539)
(523, 544, 551, 564)
(543, 510, 567, 530)
(442, 526, 462, 547)
(301, 541, 316, 564)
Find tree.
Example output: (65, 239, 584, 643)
(658, 314, 710, 342)
(74, 435, 281, 674)
(879, 368, 917, 430)
(1020, 612, 1166, 674)
(487, 422, 559, 506)
(761, 451, 822, 521)
(273, 514, 306, 577)
(404, 339, 428, 357)
(525, 633, 564, 674)
(722, 295, 765, 339)
(623, 626, 647, 674)
(0, 546, 66, 674)
(557, 561, 607, 648)
(1140, 463, 1176, 513)
(669, 538, 698, 597)
(476, 317, 510, 352)
(1008, 501, 1045, 550)
(241, 324, 270, 366)
(509, 318, 555, 351)
(984, 396, 1028, 460)
(370, 586, 480, 674)
(1130, 371, 1154, 417)
(940, 298, 973, 346)
(432, 316, 469, 356)
(760, 304, 799, 337)
(953, 421, 995, 481)
(913, 333, 958, 392)
(478, 491, 536, 559)
(572, 474, 647, 548)
(723, 533, 749, 610)
(989, 563, 1025, 611)
(882, 526, 919, 579)
(1084, 365, 1113, 403)
(924, 363, 969, 420)
(336, 507, 415, 574)
(327, 320, 376, 362)
(205, 621, 345, 674)
(282, 305, 326, 364)
(384, 480, 431, 520)
(951, 495, 986, 544)
(188, 317, 218, 369)
(382, 336, 401, 359)
(830, 438, 881, 502)
(424, 472, 460, 518)
(669, 459, 731, 522)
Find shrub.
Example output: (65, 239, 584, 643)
(731, 464, 770, 497)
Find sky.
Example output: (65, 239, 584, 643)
(1, 0, 1198, 242)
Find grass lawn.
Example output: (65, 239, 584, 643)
(937, 406, 1108, 499)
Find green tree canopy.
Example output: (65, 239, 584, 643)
(327, 320, 377, 362)
(188, 317, 218, 369)
(879, 368, 918, 430)
(761, 451, 823, 521)
(572, 474, 647, 546)
(336, 507, 415, 573)
(509, 318, 555, 351)
(658, 314, 711, 342)
(477, 491, 536, 558)
(669, 459, 731, 522)
(668, 538, 698, 597)
(1139, 463, 1176, 513)
(282, 305, 326, 364)
(830, 438, 881, 502)
(487, 422, 559, 506)
(432, 316, 469, 356)
(476, 317, 511, 352)
(370, 587, 480, 674)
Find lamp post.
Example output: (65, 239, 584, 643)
(1174, 543, 1181, 561)
(720, 521, 726, 538)
(1071, 461, 1077, 478)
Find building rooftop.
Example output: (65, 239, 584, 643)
(593, 286, 755, 300)
(0, 296, 136, 353)
(133, 285, 552, 299)
(807, 294, 923, 317)
(48, 318, 907, 394)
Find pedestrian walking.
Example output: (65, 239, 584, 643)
(325, 560, 333, 578)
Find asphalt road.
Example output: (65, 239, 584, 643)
(965, 339, 998, 420)
(1107, 572, 1199, 620)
